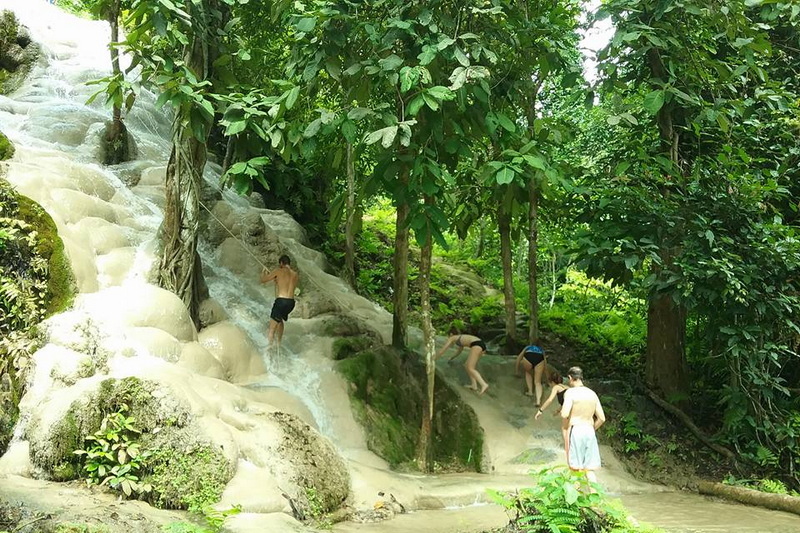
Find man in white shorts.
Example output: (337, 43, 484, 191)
(561, 366, 606, 485)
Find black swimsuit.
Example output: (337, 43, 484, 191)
(556, 389, 566, 406)
(523, 345, 545, 367)
(457, 335, 486, 353)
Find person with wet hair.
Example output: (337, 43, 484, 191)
(261, 254, 299, 352)
(534, 369, 569, 420)
(435, 327, 489, 395)
(561, 366, 605, 486)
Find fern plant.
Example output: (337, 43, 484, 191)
(488, 467, 655, 533)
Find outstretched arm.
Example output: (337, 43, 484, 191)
(434, 336, 456, 361)
(447, 345, 465, 362)
(535, 387, 560, 419)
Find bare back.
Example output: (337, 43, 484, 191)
(262, 265, 299, 298)
(561, 386, 605, 428)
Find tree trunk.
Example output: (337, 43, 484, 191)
(222, 136, 234, 175)
(527, 180, 539, 343)
(416, 214, 435, 472)
(102, 0, 131, 165)
(697, 482, 800, 517)
(646, 289, 687, 398)
(157, 8, 213, 328)
(344, 141, 357, 289)
(498, 206, 517, 353)
(158, 121, 207, 327)
(392, 168, 410, 348)
(474, 218, 485, 258)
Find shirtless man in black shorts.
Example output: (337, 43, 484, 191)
(260, 254, 299, 352)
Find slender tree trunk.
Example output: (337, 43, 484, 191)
(474, 218, 485, 258)
(498, 206, 517, 353)
(222, 136, 234, 175)
(416, 212, 435, 472)
(392, 168, 410, 348)
(344, 141, 357, 288)
(527, 181, 539, 343)
(102, 0, 130, 165)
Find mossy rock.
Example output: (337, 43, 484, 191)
(0, 130, 13, 160)
(17, 194, 76, 317)
(0, 10, 40, 95)
(337, 346, 484, 472)
(141, 428, 233, 511)
(331, 336, 377, 361)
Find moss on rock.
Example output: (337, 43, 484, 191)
(0, 130, 13, 160)
(0, 10, 40, 95)
(16, 194, 76, 316)
(141, 428, 233, 511)
(337, 346, 484, 472)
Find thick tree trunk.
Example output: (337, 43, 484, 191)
(498, 207, 517, 353)
(344, 141, 357, 289)
(392, 167, 410, 348)
(416, 221, 435, 472)
(158, 121, 207, 327)
(646, 289, 687, 398)
(157, 11, 213, 328)
(527, 181, 539, 343)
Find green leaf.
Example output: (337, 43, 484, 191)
(454, 47, 469, 67)
(379, 54, 403, 71)
(296, 17, 316, 33)
(285, 86, 300, 110)
(563, 481, 579, 505)
(407, 95, 426, 116)
(342, 120, 357, 144)
(496, 113, 516, 133)
(643, 90, 665, 114)
(426, 86, 454, 101)
(226, 120, 247, 136)
(304, 118, 322, 138)
(348, 107, 372, 120)
(381, 126, 398, 148)
(495, 166, 515, 185)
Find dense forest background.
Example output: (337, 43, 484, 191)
(8, 0, 799, 489)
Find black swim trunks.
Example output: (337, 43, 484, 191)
(523, 345, 545, 367)
(270, 297, 295, 323)
(470, 340, 487, 352)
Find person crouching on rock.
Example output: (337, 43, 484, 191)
(535, 369, 569, 420)
(515, 342, 547, 407)
(260, 254, 299, 352)
(434, 328, 489, 395)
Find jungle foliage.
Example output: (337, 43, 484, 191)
(66, 0, 800, 486)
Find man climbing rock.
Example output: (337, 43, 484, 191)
(261, 254, 299, 352)
(561, 366, 606, 487)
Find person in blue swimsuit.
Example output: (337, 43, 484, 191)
(515, 342, 547, 406)
(435, 328, 489, 395)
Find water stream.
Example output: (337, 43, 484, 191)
(1, 2, 798, 532)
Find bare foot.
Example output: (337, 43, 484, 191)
(524, 392, 534, 397)
(479, 384, 489, 395)
(464, 384, 478, 391)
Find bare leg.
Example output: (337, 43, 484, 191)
(268, 319, 278, 347)
(533, 361, 545, 406)
(463, 359, 478, 390)
(522, 360, 533, 396)
(465, 347, 489, 395)
(275, 321, 285, 352)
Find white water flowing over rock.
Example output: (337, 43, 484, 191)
(3, 2, 800, 533)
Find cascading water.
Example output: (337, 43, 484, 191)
(2, 2, 800, 532)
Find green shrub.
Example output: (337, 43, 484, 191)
(488, 466, 662, 533)
(0, 132, 13, 160)
(73, 404, 153, 498)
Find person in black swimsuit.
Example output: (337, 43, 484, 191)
(515, 343, 547, 406)
(535, 370, 569, 420)
(435, 328, 490, 395)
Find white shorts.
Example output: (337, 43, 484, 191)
(568, 424, 601, 470)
